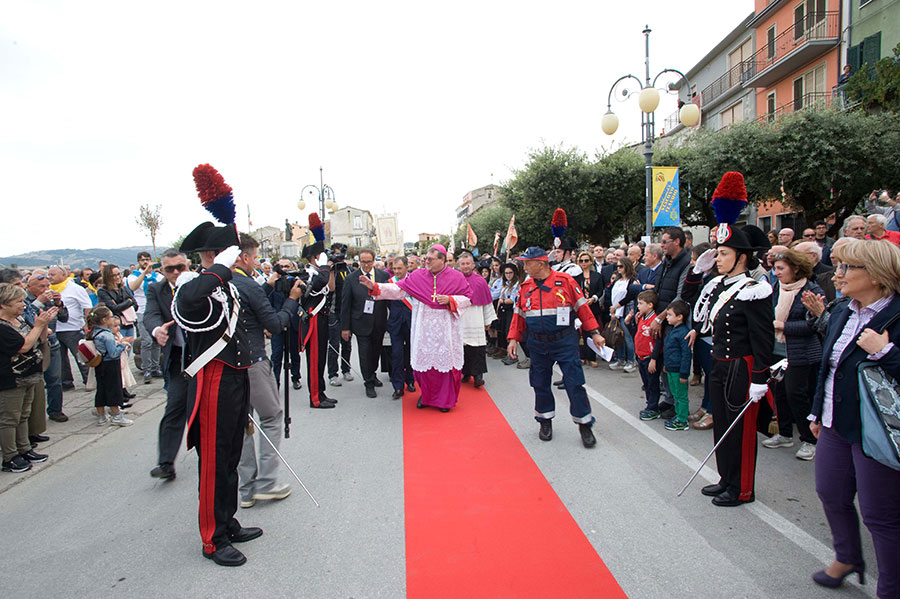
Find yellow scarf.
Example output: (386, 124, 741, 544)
(50, 275, 74, 293)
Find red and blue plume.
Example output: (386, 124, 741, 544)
(193, 164, 235, 225)
(711, 171, 748, 225)
(308, 212, 325, 242)
(551, 208, 568, 239)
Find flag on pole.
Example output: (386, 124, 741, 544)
(466, 223, 478, 248)
(502, 215, 518, 255)
(492, 231, 501, 256)
(247, 205, 253, 229)
(449, 228, 455, 253)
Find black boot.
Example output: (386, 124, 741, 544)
(579, 423, 596, 448)
(473, 375, 484, 388)
(539, 420, 552, 441)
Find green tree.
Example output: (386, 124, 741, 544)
(454, 204, 513, 255)
(844, 42, 900, 113)
(136, 204, 163, 257)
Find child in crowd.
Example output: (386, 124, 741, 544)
(635, 290, 661, 421)
(86, 307, 133, 427)
(662, 300, 692, 431)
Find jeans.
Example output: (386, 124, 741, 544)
(136, 313, 161, 374)
(637, 356, 659, 410)
(43, 340, 63, 414)
(613, 316, 634, 363)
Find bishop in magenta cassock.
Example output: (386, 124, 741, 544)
(358, 245, 472, 411)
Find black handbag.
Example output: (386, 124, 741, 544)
(601, 319, 625, 349)
(1, 319, 43, 378)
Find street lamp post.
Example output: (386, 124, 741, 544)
(602, 26, 701, 237)
(297, 167, 338, 221)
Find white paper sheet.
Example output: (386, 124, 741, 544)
(587, 337, 615, 362)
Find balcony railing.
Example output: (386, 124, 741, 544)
(701, 61, 754, 107)
(742, 12, 840, 83)
(756, 90, 834, 123)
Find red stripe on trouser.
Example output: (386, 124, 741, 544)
(308, 315, 319, 405)
(198, 361, 224, 554)
(740, 356, 759, 501)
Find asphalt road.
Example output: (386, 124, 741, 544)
(0, 349, 878, 598)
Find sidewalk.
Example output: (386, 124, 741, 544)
(0, 376, 168, 495)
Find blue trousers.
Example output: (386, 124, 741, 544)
(636, 356, 659, 411)
(389, 323, 414, 391)
(43, 341, 63, 415)
(529, 330, 593, 425)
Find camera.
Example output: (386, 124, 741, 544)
(272, 263, 309, 294)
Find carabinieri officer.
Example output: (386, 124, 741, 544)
(175, 221, 262, 566)
(689, 171, 775, 507)
(507, 247, 606, 448)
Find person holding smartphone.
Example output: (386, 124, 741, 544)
(127, 251, 164, 383)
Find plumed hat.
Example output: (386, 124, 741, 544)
(181, 164, 240, 253)
(711, 171, 754, 252)
(302, 213, 326, 260)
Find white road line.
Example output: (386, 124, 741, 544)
(575, 375, 875, 597)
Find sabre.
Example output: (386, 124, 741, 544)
(247, 412, 319, 508)
(328, 342, 365, 380)
(677, 358, 788, 497)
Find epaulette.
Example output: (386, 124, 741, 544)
(736, 279, 773, 301)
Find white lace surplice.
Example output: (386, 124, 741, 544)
(376, 283, 471, 372)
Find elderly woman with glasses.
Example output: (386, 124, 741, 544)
(808, 239, 900, 595)
(0, 283, 57, 473)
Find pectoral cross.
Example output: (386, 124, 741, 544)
(432, 274, 439, 303)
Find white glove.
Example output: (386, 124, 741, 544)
(574, 318, 582, 330)
(748, 383, 768, 403)
(693, 248, 717, 274)
(315, 252, 328, 267)
(214, 245, 241, 268)
(175, 271, 199, 288)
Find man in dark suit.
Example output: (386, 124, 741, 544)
(638, 243, 664, 290)
(145, 249, 191, 480)
(341, 248, 389, 397)
(386, 255, 416, 399)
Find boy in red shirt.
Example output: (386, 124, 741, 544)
(634, 290, 661, 420)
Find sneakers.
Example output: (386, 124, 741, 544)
(329, 377, 342, 387)
(143, 371, 153, 384)
(343, 372, 354, 382)
(240, 497, 256, 509)
(762, 434, 794, 449)
(639, 409, 660, 421)
(2, 454, 32, 473)
(253, 483, 292, 502)
(501, 356, 518, 366)
(795, 442, 816, 461)
(21, 449, 48, 463)
(97, 413, 109, 426)
(608, 360, 622, 370)
(664, 418, 689, 431)
(622, 361, 636, 373)
(516, 358, 531, 369)
(48, 412, 69, 422)
(110, 413, 133, 427)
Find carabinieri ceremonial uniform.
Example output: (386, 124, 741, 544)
(690, 171, 775, 507)
(299, 212, 335, 409)
(508, 246, 602, 448)
(174, 164, 262, 567)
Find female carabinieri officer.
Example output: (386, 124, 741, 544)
(689, 172, 775, 507)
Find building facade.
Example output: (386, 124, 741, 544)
(455, 184, 503, 228)
(847, 0, 900, 71)
(330, 206, 375, 249)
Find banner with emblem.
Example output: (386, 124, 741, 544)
(651, 167, 680, 227)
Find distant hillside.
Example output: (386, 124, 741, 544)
(0, 246, 156, 270)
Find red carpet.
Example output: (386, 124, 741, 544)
(403, 383, 626, 598)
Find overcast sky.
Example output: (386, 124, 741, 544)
(1, 0, 752, 256)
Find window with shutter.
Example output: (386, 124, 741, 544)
(848, 44, 862, 72)
(862, 31, 882, 67)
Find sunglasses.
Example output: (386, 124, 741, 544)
(803, 234, 816, 238)
(164, 264, 188, 273)
(577, 259, 592, 263)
